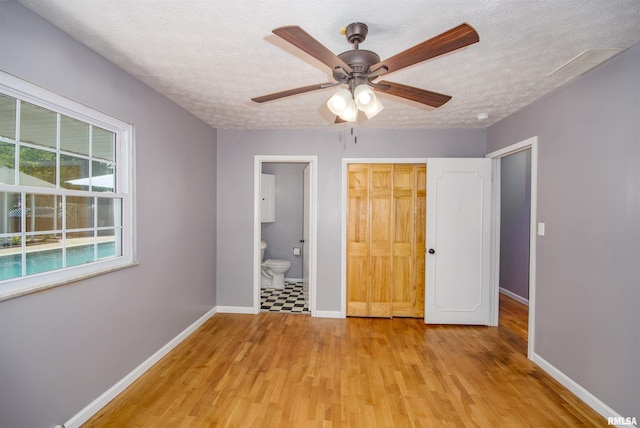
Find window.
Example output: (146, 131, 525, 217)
(0, 72, 134, 300)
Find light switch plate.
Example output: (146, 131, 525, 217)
(538, 222, 545, 236)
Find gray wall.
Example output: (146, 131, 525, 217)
(499, 149, 531, 300)
(487, 43, 640, 418)
(261, 163, 305, 278)
(0, 3, 217, 428)
(217, 129, 486, 311)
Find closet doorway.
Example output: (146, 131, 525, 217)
(344, 161, 426, 318)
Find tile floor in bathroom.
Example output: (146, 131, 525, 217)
(260, 281, 309, 314)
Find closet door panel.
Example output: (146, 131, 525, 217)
(414, 165, 426, 317)
(347, 164, 370, 316)
(392, 164, 415, 316)
(369, 164, 393, 317)
(346, 163, 424, 318)
(347, 249, 369, 316)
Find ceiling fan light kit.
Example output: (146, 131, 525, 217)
(340, 99, 359, 122)
(327, 84, 383, 122)
(353, 85, 374, 108)
(353, 84, 383, 118)
(327, 88, 352, 115)
(252, 21, 480, 123)
(363, 98, 384, 119)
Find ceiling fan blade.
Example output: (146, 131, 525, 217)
(372, 23, 479, 76)
(252, 82, 333, 103)
(273, 26, 353, 73)
(373, 81, 452, 108)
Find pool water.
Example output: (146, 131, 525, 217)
(0, 242, 117, 281)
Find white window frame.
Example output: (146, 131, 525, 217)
(0, 71, 136, 301)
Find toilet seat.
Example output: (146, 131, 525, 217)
(264, 259, 290, 267)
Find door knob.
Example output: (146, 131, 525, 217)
(428, 248, 436, 254)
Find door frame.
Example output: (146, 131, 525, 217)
(254, 155, 318, 316)
(341, 158, 427, 318)
(486, 136, 538, 359)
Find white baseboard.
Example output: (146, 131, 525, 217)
(531, 352, 627, 425)
(499, 287, 529, 306)
(216, 305, 255, 314)
(314, 310, 343, 318)
(64, 306, 217, 428)
(285, 277, 303, 282)
(218, 304, 340, 319)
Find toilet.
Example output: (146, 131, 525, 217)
(260, 240, 291, 289)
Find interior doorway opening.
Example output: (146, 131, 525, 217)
(498, 148, 531, 345)
(487, 136, 538, 359)
(253, 156, 318, 317)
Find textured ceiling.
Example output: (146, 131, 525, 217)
(18, 0, 640, 130)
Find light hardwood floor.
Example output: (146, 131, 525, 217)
(82, 297, 606, 427)
(498, 292, 529, 342)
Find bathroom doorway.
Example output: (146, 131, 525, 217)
(253, 155, 318, 316)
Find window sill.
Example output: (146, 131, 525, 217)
(0, 262, 140, 303)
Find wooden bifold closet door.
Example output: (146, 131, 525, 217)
(347, 163, 425, 318)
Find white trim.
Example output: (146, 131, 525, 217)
(531, 352, 628, 425)
(0, 71, 136, 301)
(486, 136, 538, 359)
(0, 71, 130, 131)
(314, 310, 343, 319)
(253, 160, 262, 315)
(499, 287, 529, 306)
(0, 262, 139, 303)
(216, 306, 255, 314)
(254, 155, 318, 316)
(63, 306, 217, 428)
(342, 157, 427, 164)
(486, 137, 536, 158)
(341, 158, 428, 318)
(488, 158, 502, 326)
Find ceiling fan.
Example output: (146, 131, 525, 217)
(252, 22, 479, 123)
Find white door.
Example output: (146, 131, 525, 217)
(425, 158, 492, 325)
(302, 164, 310, 288)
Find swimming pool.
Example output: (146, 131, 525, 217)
(0, 242, 117, 281)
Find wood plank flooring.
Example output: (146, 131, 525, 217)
(498, 292, 528, 341)
(82, 297, 606, 427)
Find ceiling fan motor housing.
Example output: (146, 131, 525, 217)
(337, 50, 381, 74)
